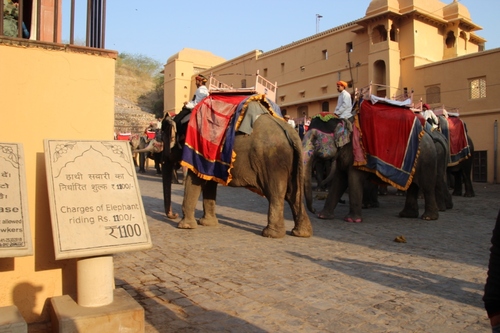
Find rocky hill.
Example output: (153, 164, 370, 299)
(114, 55, 163, 135)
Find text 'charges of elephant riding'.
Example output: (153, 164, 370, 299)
(57, 171, 142, 240)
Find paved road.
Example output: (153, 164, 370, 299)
(113, 172, 499, 333)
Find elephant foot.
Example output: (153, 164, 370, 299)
(291, 225, 313, 238)
(199, 216, 219, 226)
(317, 210, 335, 220)
(421, 211, 439, 220)
(464, 192, 475, 197)
(452, 191, 462, 196)
(344, 216, 362, 223)
(362, 202, 379, 209)
(399, 209, 419, 218)
(167, 212, 179, 220)
(177, 218, 198, 229)
(262, 226, 286, 238)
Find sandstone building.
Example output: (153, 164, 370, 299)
(164, 0, 500, 183)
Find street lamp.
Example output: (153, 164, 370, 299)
(316, 14, 323, 33)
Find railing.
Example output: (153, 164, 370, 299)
(0, 0, 106, 49)
(255, 71, 277, 103)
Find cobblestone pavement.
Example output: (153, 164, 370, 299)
(113, 172, 500, 333)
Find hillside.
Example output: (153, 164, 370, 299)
(114, 54, 164, 135)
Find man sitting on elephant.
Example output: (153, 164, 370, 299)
(334, 81, 354, 121)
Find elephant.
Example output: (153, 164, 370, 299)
(431, 115, 475, 197)
(422, 124, 454, 211)
(161, 96, 312, 238)
(303, 108, 440, 223)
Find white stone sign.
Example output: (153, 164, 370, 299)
(44, 140, 152, 260)
(0, 143, 33, 258)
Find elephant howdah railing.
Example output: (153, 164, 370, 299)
(208, 71, 278, 103)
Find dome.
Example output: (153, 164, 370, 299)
(443, 0, 471, 21)
(366, 0, 400, 16)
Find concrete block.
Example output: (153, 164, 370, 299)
(0, 306, 27, 333)
(50, 288, 144, 333)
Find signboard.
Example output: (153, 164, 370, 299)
(44, 140, 152, 260)
(0, 143, 33, 258)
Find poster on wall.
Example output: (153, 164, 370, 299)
(44, 140, 152, 260)
(0, 142, 33, 258)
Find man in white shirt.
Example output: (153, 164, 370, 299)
(184, 75, 209, 109)
(284, 115, 296, 128)
(334, 81, 353, 120)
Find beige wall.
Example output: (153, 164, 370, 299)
(0, 42, 116, 323)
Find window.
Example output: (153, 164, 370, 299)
(426, 86, 441, 104)
(241, 79, 247, 88)
(446, 31, 456, 48)
(322, 49, 328, 60)
(372, 25, 387, 43)
(389, 24, 397, 42)
(346, 42, 353, 53)
(281, 63, 285, 73)
(470, 77, 486, 99)
(263, 68, 268, 77)
(321, 102, 329, 111)
(473, 151, 487, 182)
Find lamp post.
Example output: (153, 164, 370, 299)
(316, 14, 323, 33)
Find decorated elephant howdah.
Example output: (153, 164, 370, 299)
(303, 99, 441, 223)
(163, 93, 312, 238)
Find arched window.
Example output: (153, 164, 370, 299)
(373, 60, 386, 86)
(372, 25, 387, 43)
(389, 24, 397, 42)
(446, 31, 456, 49)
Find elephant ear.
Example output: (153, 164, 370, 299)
(333, 119, 352, 148)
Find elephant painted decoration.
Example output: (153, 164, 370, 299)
(303, 101, 441, 223)
(161, 93, 312, 238)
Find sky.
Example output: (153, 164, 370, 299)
(64, 0, 500, 64)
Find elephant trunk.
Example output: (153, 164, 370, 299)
(133, 139, 163, 154)
(302, 131, 316, 213)
(319, 158, 337, 188)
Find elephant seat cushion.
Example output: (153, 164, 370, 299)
(181, 94, 283, 185)
(357, 100, 425, 190)
(439, 115, 471, 166)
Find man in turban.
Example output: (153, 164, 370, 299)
(334, 80, 353, 120)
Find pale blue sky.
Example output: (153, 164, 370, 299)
(64, 0, 500, 64)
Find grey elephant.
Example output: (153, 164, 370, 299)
(303, 104, 440, 223)
(162, 94, 312, 238)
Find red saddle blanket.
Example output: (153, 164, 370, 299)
(181, 94, 282, 185)
(356, 100, 424, 190)
(439, 116, 471, 166)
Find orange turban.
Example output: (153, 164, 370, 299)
(337, 81, 348, 88)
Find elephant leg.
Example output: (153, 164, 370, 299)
(344, 170, 364, 223)
(451, 171, 463, 196)
(462, 168, 475, 197)
(420, 183, 439, 220)
(399, 184, 419, 218)
(178, 170, 202, 229)
(262, 195, 287, 238)
(317, 170, 347, 219)
(138, 152, 146, 173)
(199, 180, 219, 226)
